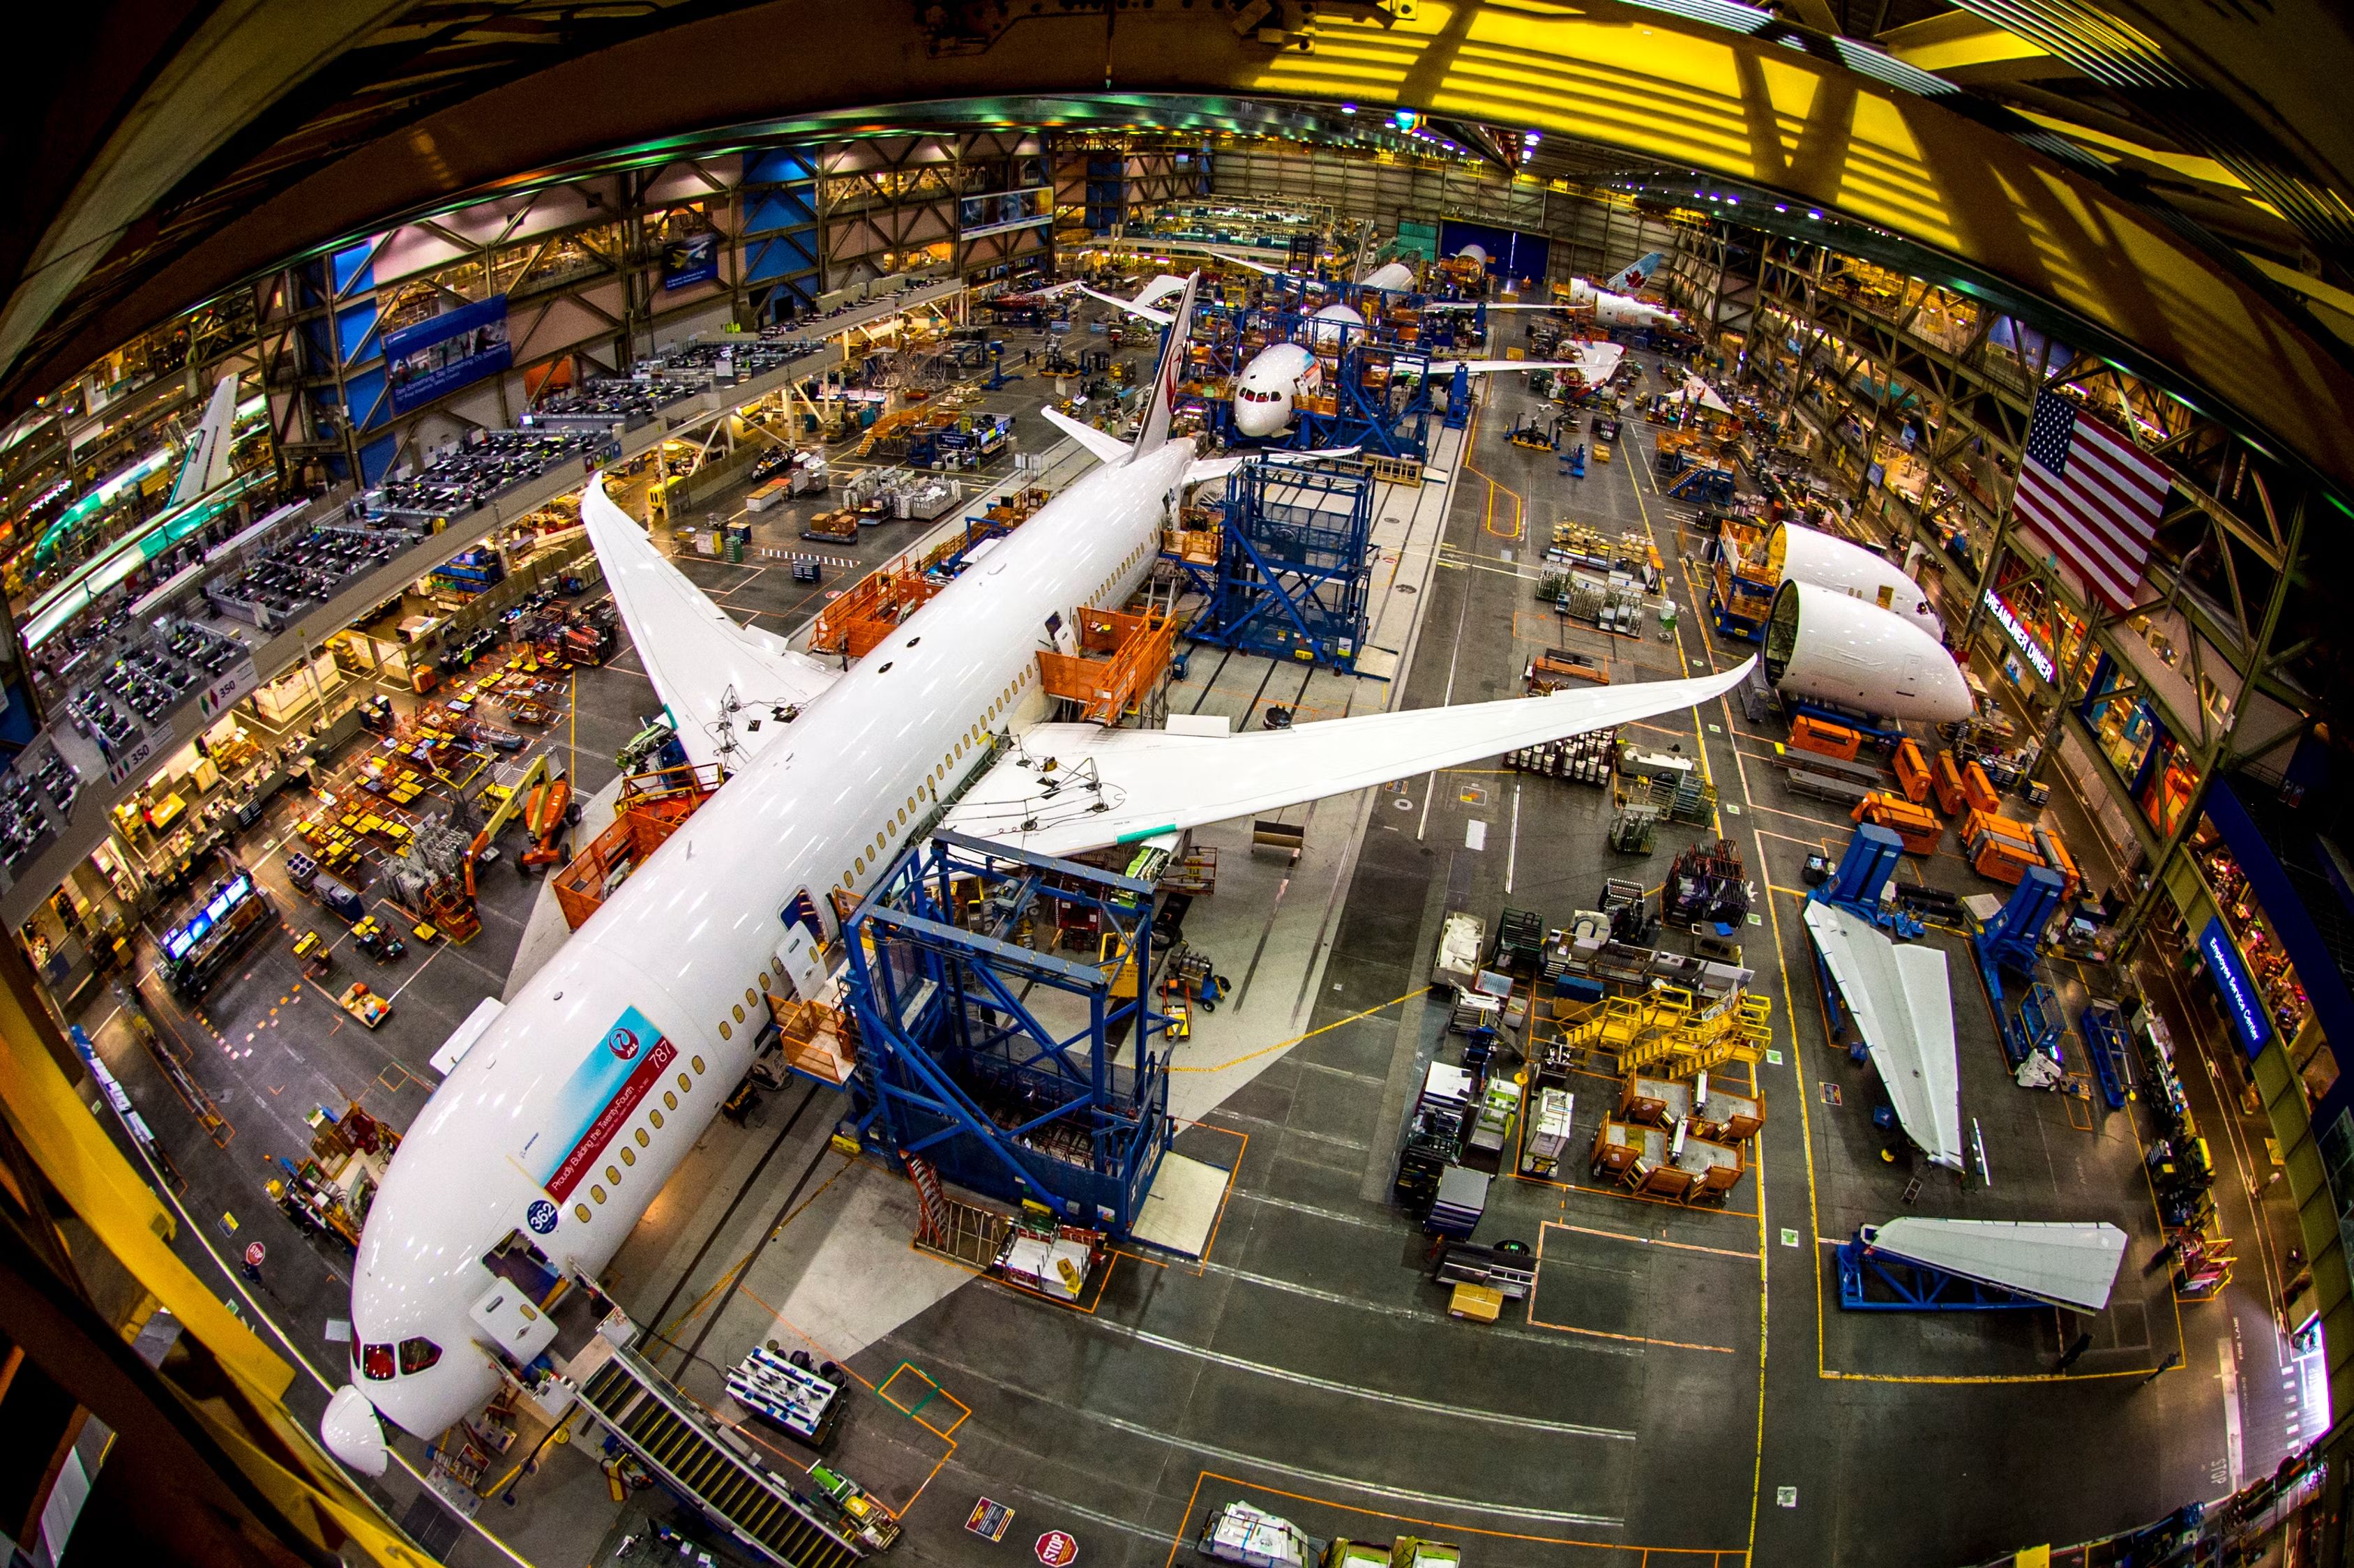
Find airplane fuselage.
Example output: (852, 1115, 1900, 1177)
(340, 438, 1186, 1448)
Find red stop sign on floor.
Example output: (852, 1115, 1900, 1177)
(243, 1242, 266, 1268)
(1035, 1531, 1078, 1567)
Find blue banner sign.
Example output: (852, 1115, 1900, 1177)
(2199, 916, 2272, 1058)
(384, 296, 511, 413)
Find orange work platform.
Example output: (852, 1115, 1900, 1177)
(1039, 606, 1176, 726)
(552, 764, 721, 930)
(809, 566, 944, 658)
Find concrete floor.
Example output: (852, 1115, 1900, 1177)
(68, 319, 2314, 1568)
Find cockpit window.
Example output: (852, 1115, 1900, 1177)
(399, 1338, 442, 1375)
(361, 1343, 396, 1381)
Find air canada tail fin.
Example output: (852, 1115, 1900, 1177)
(1131, 271, 1202, 460)
(1607, 252, 1668, 295)
(168, 376, 239, 508)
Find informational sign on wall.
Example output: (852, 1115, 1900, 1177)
(2199, 916, 2272, 1059)
(197, 656, 259, 720)
(384, 296, 511, 414)
(1981, 589, 2056, 684)
(662, 229, 721, 291)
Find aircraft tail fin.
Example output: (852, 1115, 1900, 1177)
(168, 376, 239, 508)
(1130, 271, 1202, 460)
(1607, 252, 1668, 295)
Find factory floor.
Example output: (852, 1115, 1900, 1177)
(69, 340, 2310, 1568)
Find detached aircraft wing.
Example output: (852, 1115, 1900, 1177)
(1804, 901, 1963, 1168)
(944, 662, 1754, 857)
(582, 477, 839, 770)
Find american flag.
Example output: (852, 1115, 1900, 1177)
(2013, 391, 2174, 611)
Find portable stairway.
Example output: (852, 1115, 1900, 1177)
(1554, 989, 1772, 1075)
(578, 1348, 863, 1568)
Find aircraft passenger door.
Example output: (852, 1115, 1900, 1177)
(777, 889, 831, 1000)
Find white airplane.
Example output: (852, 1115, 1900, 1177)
(1417, 254, 1680, 332)
(318, 274, 1751, 1475)
(1083, 276, 1605, 442)
(1763, 580, 1970, 723)
(169, 375, 242, 507)
(1768, 522, 1943, 636)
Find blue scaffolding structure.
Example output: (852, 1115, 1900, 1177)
(843, 831, 1173, 1236)
(1182, 459, 1375, 675)
(1972, 866, 2069, 1070)
(1189, 278, 1486, 460)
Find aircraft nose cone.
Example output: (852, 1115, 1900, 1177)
(1235, 401, 1285, 437)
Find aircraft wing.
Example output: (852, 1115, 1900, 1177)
(1039, 406, 1131, 465)
(1184, 447, 1361, 487)
(1424, 358, 1592, 377)
(944, 662, 1753, 857)
(1803, 901, 1963, 1168)
(1080, 285, 1174, 326)
(582, 477, 838, 769)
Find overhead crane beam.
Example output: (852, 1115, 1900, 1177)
(10, 3, 2354, 513)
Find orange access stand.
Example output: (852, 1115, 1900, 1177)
(1853, 791, 1942, 854)
(1930, 748, 1969, 815)
(1892, 738, 1933, 804)
(1790, 714, 1862, 761)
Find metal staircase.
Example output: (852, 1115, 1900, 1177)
(1610, 990, 1773, 1075)
(578, 1350, 863, 1568)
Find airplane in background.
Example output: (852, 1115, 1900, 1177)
(1082, 275, 1611, 442)
(318, 273, 1751, 1477)
(167, 375, 242, 508)
(1768, 521, 1944, 636)
(20, 374, 255, 650)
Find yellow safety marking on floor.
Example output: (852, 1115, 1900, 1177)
(1544, 1216, 1757, 1262)
(1168, 985, 1428, 1073)
(877, 1362, 972, 1440)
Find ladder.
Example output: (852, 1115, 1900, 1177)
(578, 1352, 863, 1568)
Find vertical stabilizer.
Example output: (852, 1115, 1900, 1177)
(1606, 252, 1668, 295)
(168, 376, 240, 508)
(1130, 271, 1202, 459)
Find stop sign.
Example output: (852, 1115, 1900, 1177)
(243, 1242, 266, 1269)
(1035, 1531, 1078, 1567)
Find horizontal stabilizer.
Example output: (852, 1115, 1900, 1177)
(582, 477, 838, 770)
